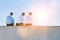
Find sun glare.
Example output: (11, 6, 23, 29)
(36, 9, 49, 23)
(30, 5, 51, 26)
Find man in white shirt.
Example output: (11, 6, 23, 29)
(25, 12, 33, 26)
(16, 12, 25, 26)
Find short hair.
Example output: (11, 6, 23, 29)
(22, 12, 25, 14)
(10, 12, 13, 15)
(29, 12, 32, 15)
(22, 12, 25, 15)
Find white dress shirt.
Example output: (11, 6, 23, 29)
(17, 16, 25, 23)
(26, 16, 32, 24)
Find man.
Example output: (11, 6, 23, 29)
(25, 12, 33, 26)
(16, 12, 25, 26)
(6, 12, 14, 26)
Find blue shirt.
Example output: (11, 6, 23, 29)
(6, 16, 14, 24)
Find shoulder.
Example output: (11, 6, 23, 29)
(7, 16, 13, 19)
(7, 16, 10, 18)
(26, 16, 32, 18)
(19, 16, 23, 18)
(26, 16, 29, 18)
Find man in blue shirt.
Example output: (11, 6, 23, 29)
(6, 12, 14, 26)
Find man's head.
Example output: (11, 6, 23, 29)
(10, 12, 13, 16)
(21, 12, 25, 16)
(29, 12, 32, 16)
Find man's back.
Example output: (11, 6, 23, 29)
(6, 16, 14, 24)
(16, 12, 25, 26)
(26, 16, 32, 24)
(17, 16, 25, 23)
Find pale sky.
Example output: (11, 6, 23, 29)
(0, 0, 60, 26)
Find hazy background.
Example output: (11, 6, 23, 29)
(0, 0, 60, 26)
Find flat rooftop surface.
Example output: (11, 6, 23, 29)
(0, 26, 60, 40)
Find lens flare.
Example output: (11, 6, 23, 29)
(29, 5, 51, 26)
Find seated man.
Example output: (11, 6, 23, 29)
(6, 12, 14, 26)
(25, 12, 33, 26)
(16, 12, 25, 26)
